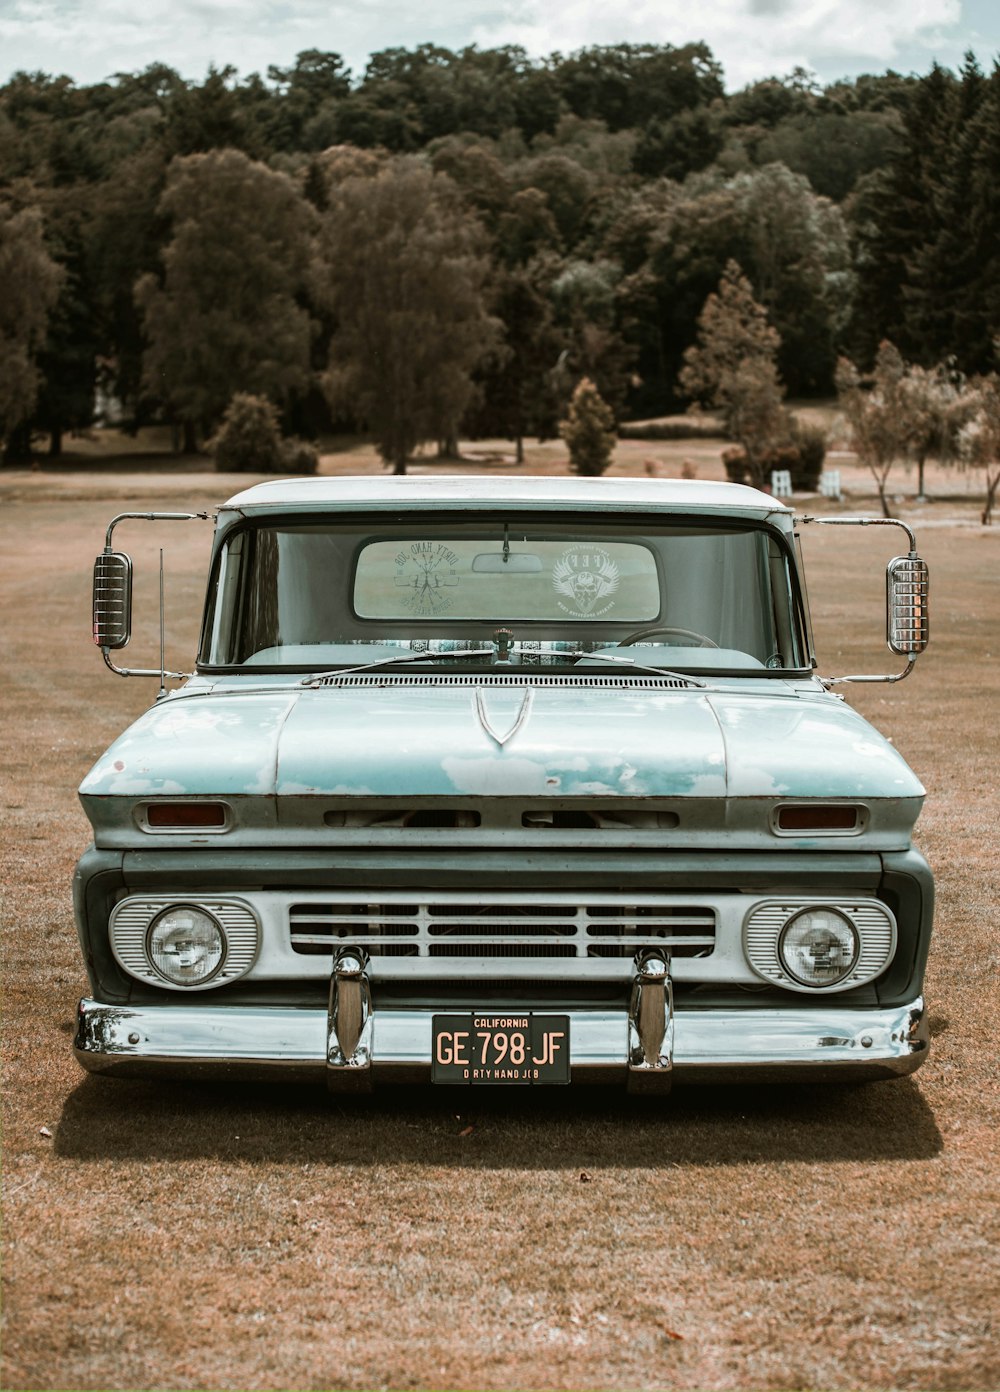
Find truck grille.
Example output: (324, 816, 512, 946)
(288, 893, 716, 960)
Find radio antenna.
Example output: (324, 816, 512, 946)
(158, 548, 166, 699)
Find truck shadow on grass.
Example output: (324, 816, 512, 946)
(55, 1074, 942, 1166)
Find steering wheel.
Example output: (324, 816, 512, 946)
(616, 625, 719, 648)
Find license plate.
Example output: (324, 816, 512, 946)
(432, 1013, 570, 1085)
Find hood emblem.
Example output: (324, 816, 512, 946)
(474, 687, 533, 746)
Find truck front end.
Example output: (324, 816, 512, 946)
(74, 477, 932, 1092)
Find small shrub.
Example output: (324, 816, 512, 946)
(721, 446, 749, 483)
(277, 437, 320, 475)
(208, 394, 320, 476)
(208, 394, 283, 473)
(788, 418, 827, 490)
(725, 423, 828, 494)
(560, 378, 616, 477)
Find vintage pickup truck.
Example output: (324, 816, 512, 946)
(74, 476, 932, 1091)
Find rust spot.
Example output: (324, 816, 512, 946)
(113, 760, 125, 771)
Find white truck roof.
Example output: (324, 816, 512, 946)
(222, 474, 790, 519)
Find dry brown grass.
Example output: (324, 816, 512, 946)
(1, 444, 998, 1391)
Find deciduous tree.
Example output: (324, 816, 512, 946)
(136, 148, 316, 446)
(956, 367, 1000, 525)
(0, 202, 62, 457)
(835, 341, 908, 518)
(315, 157, 499, 473)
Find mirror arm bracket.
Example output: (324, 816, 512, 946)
(797, 515, 927, 686)
(96, 512, 213, 682)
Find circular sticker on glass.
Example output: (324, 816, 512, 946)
(393, 542, 462, 615)
(552, 546, 621, 617)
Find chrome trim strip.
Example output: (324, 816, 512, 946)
(74, 996, 929, 1084)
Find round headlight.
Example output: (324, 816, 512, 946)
(778, 907, 859, 988)
(147, 906, 225, 986)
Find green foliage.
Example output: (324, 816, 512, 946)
(207, 392, 318, 474)
(554, 43, 723, 131)
(136, 148, 316, 440)
(207, 392, 284, 471)
(632, 108, 724, 181)
(315, 157, 499, 473)
(835, 341, 908, 516)
(0, 202, 62, 453)
(955, 366, 1000, 524)
(467, 262, 563, 456)
(640, 162, 851, 398)
(680, 261, 789, 487)
(559, 377, 616, 476)
(848, 59, 1000, 375)
(755, 110, 902, 201)
(788, 418, 827, 489)
(276, 436, 320, 476)
(2, 43, 996, 448)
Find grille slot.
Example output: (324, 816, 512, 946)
(288, 894, 716, 961)
(313, 672, 700, 690)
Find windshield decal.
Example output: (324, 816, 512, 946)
(552, 547, 621, 618)
(392, 542, 463, 616)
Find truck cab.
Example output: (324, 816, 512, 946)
(74, 476, 932, 1091)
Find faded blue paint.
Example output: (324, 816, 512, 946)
(79, 693, 296, 798)
(707, 694, 923, 799)
(79, 679, 924, 807)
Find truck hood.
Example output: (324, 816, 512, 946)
(79, 680, 924, 804)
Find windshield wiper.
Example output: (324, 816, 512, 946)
(300, 648, 494, 685)
(300, 646, 706, 687)
(528, 648, 706, 686)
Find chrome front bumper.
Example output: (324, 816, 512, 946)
(74, 973, 929, 1090)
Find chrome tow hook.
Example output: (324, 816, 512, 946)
(627, 950, 673, 1094)
(326, 946, 373, 1092)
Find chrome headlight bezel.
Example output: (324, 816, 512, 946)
(743, 898, 896, 994)
(777, 907, 860, 988)
(109, 896, 260, 991)
(147, 904, 226, 987)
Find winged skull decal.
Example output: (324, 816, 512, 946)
(552, 549, 621, 616)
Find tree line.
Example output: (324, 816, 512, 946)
(0, 42, 998, 477)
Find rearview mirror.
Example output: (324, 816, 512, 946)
(92, 550, 133, 650)
(886, 555, 929, 656)
(472, 552, 543, 574)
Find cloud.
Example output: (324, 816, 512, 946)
(0, 0, 978, 88)
(469, 0, 964, 86)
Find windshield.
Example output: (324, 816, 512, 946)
(201, 513, 806, 672)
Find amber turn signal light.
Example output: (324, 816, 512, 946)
(146, 802, 227, 829)
(776, 805, 860, 832)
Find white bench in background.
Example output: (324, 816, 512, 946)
(770, 469, 792, 498)
(820, 469, 842, 501)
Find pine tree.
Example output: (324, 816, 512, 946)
(905, 55, 988, 372)
(679, 261, 788, 488)
(559, 377, 616, 476)
(849, 63, 958, 366)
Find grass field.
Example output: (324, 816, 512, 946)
(1, 440, 998, 1391)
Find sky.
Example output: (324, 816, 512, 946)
(0, 0, 997, 91)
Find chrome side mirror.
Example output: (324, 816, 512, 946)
(92, 550, 133, 650)
(886, 555, 929, 657)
